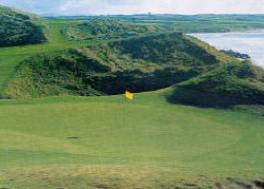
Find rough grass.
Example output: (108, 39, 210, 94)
(4, 32, 233, 98)
(167, 61, 264, 107)
(0, 5, 46, 47)
(63, 18, 164, 41)
(2, 165, 263, 189)
(0, 20, 100, 95)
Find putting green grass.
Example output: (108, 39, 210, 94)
(0, 91, 263, 188)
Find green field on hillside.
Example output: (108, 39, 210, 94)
(0, 20, 100, 94)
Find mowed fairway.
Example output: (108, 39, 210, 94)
(0, 91, 263, 188)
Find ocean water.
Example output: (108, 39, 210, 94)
(190, 32, 264, 68)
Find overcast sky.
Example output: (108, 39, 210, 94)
(0, 0, 264, 16)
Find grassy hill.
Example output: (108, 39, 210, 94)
(167, 61, 264, 107)
(0, 19, 98, 97)
(56, 14, 264, 33)
(2, 18, 264, 110)
(64, 18, 163, 40)
(110, 14, 264, 33)
(0, 5, 46, 47)
(4, 32, 233, 98)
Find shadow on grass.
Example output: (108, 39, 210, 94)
(166, 86, 264, 108)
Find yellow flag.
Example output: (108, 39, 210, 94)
(125, 90, 134, 100)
